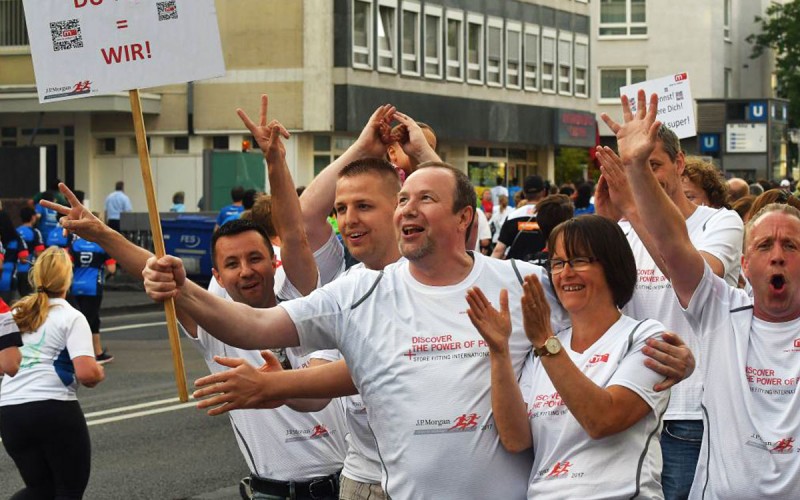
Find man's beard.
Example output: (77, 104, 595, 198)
(399, 237, 434, 261)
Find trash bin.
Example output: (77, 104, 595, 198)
(162, 215, 216, 281)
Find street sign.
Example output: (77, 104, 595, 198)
(23, 0, 225, 103)
(620, 72, 696, 139)
(727, 123, 767, 153)
(747, 102, 768, 122)
(699, 133, 720, 154)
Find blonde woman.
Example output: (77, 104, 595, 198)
(0, 247, 105, 499)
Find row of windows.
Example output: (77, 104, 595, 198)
(352, 0, 590, 97)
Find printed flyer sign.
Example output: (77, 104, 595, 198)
(23, 0, 225, 103)
(620, 72, 696, 139)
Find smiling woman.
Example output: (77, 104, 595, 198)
(466, 215, 671, 499)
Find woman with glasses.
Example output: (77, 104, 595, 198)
(0, 247, 105, 499)
(467, 215, 670, 499)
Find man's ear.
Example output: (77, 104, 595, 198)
(387, 144, 399, 164)
(212, 268, 223, 287)
(675, 151, 686, 176)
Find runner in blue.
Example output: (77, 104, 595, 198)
(69, 237, 117, 364)
(16, 207, 45, 298)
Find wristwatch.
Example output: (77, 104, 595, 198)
(533, 336, 562, 357)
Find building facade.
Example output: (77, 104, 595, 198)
(591, 0, 781, 158)
(0, 0, 596, 211)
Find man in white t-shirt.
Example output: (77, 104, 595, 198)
(603, 89, 800, 499)
(595, 123, 743, 499)
(145, 161, 696, 499)
(43, 97, 349, 499)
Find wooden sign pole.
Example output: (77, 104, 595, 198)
(129, 88, 189, 402)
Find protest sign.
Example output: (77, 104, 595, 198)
(620, 72, 696, 139)
(23, 0, 227, 402)
(23, 0, 224, 103)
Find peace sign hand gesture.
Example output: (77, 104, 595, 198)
(236, 94, 291, 165)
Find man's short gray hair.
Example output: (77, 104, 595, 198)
(657, 125, 682, 162)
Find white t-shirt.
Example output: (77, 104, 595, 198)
(0, 299, 95, 405)
(621, 205, 743, 420)
(519, 316, 669, 499)
(192, 278, 347, 481)
(685, 265, 800, 499)
(282, 253, 568, 499)
(331, 263, 384, 485)
(474, 208, 492, 251)
(273, 229, 345, 295)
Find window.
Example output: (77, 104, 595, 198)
(486, 17, 503, 87)
(723, 0, 731, 40)
(599, 0, 646, 37)
(99, 138, 116, 155)
(558, 32, 572, 95)
(541, 28, 556, 93)
(724, 67, 732, 98)
(172, 136, 189, 153)
(574, 35, 589, 97)
(352, 0, 373, 69)
(506, 21, 522, 89)
(377, 0, 398, 72)
(212, 135, 229, 150)
(423, 4, 443, 79)
(599, 68, 646, 102)
(401, 2, 421, 75)
(523, 24, 539, 91)
(445, 9, 464, 81)
(466, 13, 484, 84)
(0, 0, 28, 46)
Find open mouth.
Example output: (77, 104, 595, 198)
(770, 274, 786, 291)
(562, 285, 585, 292)
(402, 225, 424, 236)
(240, 282, 260, 291)
(346, 232, 366, 241)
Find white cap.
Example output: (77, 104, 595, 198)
(781, 179, 791, 187)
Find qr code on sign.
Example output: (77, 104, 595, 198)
(157, 1, 178, 21)
(50, 19, 83, 52)
(676, 91, 684, 101)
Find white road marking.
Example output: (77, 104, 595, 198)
(102, 321, 167, 332)
(84, 397, 180, 418)
(87, 401, 197, 426)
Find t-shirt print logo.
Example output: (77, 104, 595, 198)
(413, 412, 490, 435)
(285, 424, 335, 443)
(771, 438, 794, 453)
(449, 413, 479, 431)
(546, 461, 572, 478)
(588, 353, 610, 365)
(794, 339, 800, 348)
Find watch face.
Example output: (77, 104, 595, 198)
(544, 337, 562, 355)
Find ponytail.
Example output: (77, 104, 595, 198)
(12, 247, 72, 333)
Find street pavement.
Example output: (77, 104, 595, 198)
(0, 308, 250, 499)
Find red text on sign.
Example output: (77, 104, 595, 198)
(101, 41, 152, 65)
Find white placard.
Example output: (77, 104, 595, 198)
(23, 0, 225, 103)
(726, 123, 768, 153)
(620, 72, 696, 139)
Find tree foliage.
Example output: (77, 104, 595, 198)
(747, 0, 800, 126)
(555, 147, 590, 185)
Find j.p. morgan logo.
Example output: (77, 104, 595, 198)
(413, 413, 494, 435)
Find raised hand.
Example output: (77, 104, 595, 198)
(600, 89, 661, 166)
(39, 183, 106, 240)
(466, 287, 511, 354)
(353, 104, 396, 158)
(596, 146, 637, 218)
(142, 255, 186, 302)
(193, 350, 288, 415)
(521, 275, 554, 347)
(392, 111, 439, 167)
(237, 94, 291, 165)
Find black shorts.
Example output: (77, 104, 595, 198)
(74, 294, 103, 333)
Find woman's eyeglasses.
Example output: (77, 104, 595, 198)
(549, 257, 598, 274)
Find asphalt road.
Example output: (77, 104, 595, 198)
(0, 310, 248, 499)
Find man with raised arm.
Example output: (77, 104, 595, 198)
(43, 96, 349, 500)
(604, 89, 800, 499)
(594, 117, 743, 499)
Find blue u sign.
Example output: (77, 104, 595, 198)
(699, 133, 720, 154)
(748, 102, 768, 122)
